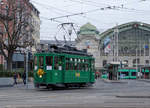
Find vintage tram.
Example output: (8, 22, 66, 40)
(34, 45, 95, 89)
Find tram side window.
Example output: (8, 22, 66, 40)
(91, 59, 95, 71)
(46, 56, 53, 70)
(131, 72, 136, 76)
(66, 62, 69, 70)
(54, 56, 63, 70)
(83, 64, 86, 71)
(78, 63, 82, 70)
(85, 64, 89, 71)
(74, 63, 78, 70)
(122, 72, 129, 76)
(39, 56, 44, 69)
(34, 56, 38, 70)
(70, 63, 74, 70)
(54, 56, 59, 70)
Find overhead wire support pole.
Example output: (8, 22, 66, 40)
(26, 49, 28, 89)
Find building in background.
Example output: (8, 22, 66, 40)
(75, 22, 150, 72)
(30, 2, 40, 53)
(99, 22, 150, 69)
(0, 0, 40, 70)
(75, 23, 100, 71)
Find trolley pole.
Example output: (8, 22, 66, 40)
(26, 50, 28, 89)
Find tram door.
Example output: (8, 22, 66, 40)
(52, 56, 64, 83)
(45, 56, 53, 82)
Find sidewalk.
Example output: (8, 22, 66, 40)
(0, 78, 14, 87)
(0, 77, 34, 87)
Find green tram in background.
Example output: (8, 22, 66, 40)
(118, 68, 150, 79)
(34, 45, 95, 89)
(118, 68, 137, 79)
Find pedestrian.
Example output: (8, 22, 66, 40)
(13, 72, 17, 85)
(22, 72, 26, 85)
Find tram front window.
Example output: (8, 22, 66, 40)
(34, 56, 38, 70)
(46, 56, 53, 70)
(39, 56, 44, 69)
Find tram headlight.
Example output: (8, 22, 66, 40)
(37, 69, 45, 78)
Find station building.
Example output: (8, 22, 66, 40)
(76, 22, 150, 72)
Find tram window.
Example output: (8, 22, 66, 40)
(83, 64, 86, 71)
(34, 56, 38, 70)
(82, 59, 84, 62)
(122, 72, 129, 76)
(46, 56, 53, 70)
(34, 56, 37, 65)
(78, 63, 80, 70)
(91, 60, 95, 71)
(131, 72, 136, 76)
(66, 62, 69, 70)
(80, 63, 83, 71)
(39, 56, 44, 69)
(70, 63, 74, 70)
(85, 64, 88, 71)
(79, 63, 82, 70)
(85, 59, 88, 63)
(66, 58, 69, 61)
(46, 56, 53, 65)
(54, 56, 59, 70)
(75, 58, 77, 62)
(68, 63, 72, 70)
(75, 63, 78, 70)
(72, 58, 74, 62)
(78, 59, 81, 62)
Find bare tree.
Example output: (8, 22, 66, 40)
(0, 0, 34, 71)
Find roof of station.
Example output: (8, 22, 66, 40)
(78, 22, 99, 35)
(99, 21, 150, 41)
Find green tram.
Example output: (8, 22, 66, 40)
(118, 68, 150, 79)
(118, 68, 137, 79)
(34, 45, 95, 88)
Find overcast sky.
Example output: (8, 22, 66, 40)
(30, 0, 150, 41)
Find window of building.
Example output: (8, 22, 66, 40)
(103, 60, 107, 67)
(145, 60, 149, 65)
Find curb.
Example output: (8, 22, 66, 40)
(116, 95, 150, 98)
(102, 79, 128, 83)
(0, 84, 13, 87)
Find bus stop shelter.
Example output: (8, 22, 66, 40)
(104, 62, 121, 80)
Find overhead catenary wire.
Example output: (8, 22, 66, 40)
(32, 0, 150, 40)
(31, 0, 150, 23)
(31, 0, 74, 14)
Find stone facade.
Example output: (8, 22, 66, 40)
(75, 23, 101, 71)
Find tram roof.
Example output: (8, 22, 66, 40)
(36, 44, 93, 57)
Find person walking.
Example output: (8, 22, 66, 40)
(22, 72, 26, 85)
(13, 72, 17, 85)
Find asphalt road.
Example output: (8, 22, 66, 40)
(1, 79, 150, 108)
